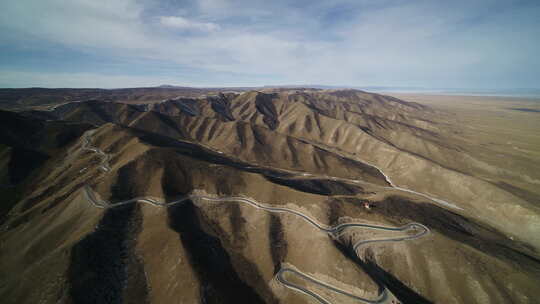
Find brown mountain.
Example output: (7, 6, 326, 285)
(1, 89, 539, 304)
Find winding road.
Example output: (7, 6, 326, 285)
(289, 166, 462, 211)
(80, 130, 430, 304)
(81, 130, 111, 172)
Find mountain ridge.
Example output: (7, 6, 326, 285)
(1, 88, 539, 304)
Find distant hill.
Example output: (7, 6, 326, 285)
(0, 86, 252, 111)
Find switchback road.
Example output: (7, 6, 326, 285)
(80, 129, 430, 304)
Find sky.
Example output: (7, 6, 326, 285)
(0, 0, 539, 89)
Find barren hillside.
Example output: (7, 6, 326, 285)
(1, 89, 539, 304)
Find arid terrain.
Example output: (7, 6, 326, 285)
(387, 93, 540, 205)
(1, 88, 539, 304)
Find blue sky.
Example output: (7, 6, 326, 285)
(0, 0, 539, 88)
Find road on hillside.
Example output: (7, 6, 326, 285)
(80, 130, 429, 304)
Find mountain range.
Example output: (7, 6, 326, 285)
(1, 88, 539, 304)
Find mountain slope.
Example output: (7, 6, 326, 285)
(1, 89, 539, 304)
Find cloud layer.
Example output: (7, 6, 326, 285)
(160, 16, 220, 32)
(0, 0, 539, 88)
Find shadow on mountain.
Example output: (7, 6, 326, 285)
(265, 175, 364, 196)
(334, 241, 433, 304)
(68, 203, 149, 304)
(346, 196, 540, 272)
(167, 201, 265, 304)
(68, 163, 149, 304)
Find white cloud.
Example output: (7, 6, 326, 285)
(0, 0, 150, 49)
(0, 0, 539, 88)
(160, 16, 220, 32)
